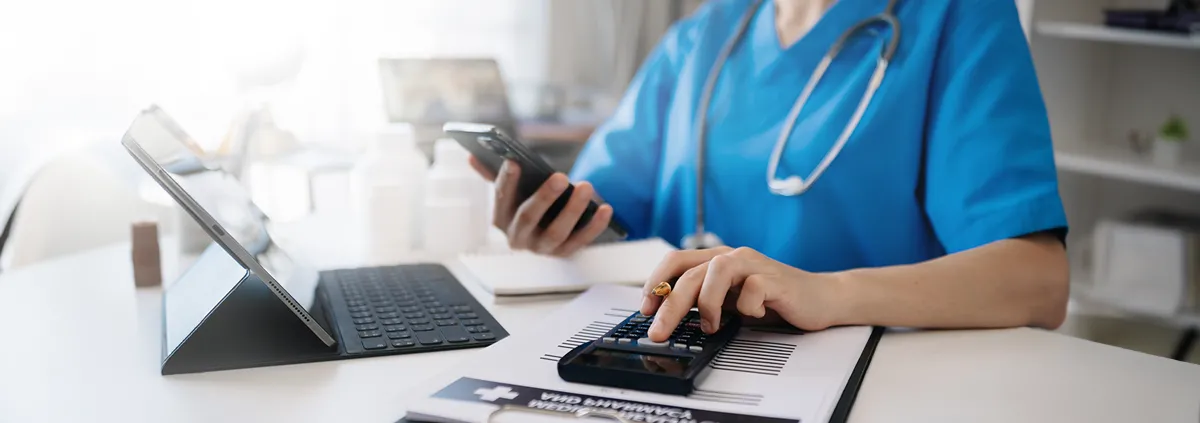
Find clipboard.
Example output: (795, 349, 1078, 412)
(396, 286, 886, 423)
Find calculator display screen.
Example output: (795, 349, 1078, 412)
(570, 349, 693, 377)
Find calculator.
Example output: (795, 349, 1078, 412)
(557, 310, 741, 395)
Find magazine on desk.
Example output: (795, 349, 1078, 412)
(398, 285, 882, 423)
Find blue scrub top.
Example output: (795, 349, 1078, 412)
(569, 0, 1067, 272)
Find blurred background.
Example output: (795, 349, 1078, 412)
(1, 0, 1198, 364)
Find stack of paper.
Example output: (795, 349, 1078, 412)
(457, 238, 677, 297)
(398, 285, 877, 423)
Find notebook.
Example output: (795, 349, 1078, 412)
(457, 238, 677, 296)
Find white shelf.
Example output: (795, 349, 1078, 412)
(1036, 21, 1200, 50)
(1055, 144, 1200, 193)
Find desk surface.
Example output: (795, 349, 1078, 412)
(2, 235, 1199, 422)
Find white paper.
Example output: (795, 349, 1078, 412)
(458, 238, 677, 295)
(403, 285, 874, 423)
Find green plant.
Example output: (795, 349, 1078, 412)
(1159, 114, 1189, 143)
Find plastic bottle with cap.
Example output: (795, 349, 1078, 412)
(423, 138, 490, 256)
(350, 123, 429, 263)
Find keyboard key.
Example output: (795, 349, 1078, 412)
(461, 319, 483, 326)
(411, 324, 435, 332)
(465, 326, 481, 333)
(352, 318, 375, 325)
(355, 324, 379, 331)
(359, 330, 382, 338)
(392, 339, 416, 348)
(428, 306, 448, 314)
(432, 313, 454, 320)
(404, 312, 427, 319)
(440, 326, 470, 343)
(416, 331, 444, 345)
(350, 312, 371, 318)
(451, 305, 472, 313)
(362, 339, 387, 350)
(409, 318, 431, 325)
(380, 318, 403, 325)
(378, 312, 399, 319)
(475, 326, 491, 333)
(349, 305, 370, 312)
(387, 331, 411, 339)
(375, 306, 396, 313)
(456, 312, 478, 320)
(400, 306, 423, 313)
(435, 319, 457, 326)
(472, 332, 496, 341)
(384, 325, 407, 332)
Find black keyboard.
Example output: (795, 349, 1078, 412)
(326, 264, 505, 353)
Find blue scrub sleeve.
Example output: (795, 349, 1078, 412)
(569, 21, 697, 240)
(923, 0, 1068, 254)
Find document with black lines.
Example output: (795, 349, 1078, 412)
(402, 285, 876, 423)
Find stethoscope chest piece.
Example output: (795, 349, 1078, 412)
(681, 232, 724, 250)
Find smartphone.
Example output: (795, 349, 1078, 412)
(443, 122, 628, 243)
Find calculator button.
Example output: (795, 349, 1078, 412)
(602, 337, 618, 343)
(387, 331, 411, 339)
(362, 339, 387, 350)
(671, 342, 689, 350)
(631, 317, 648, 323)
(618, 338, 635, 344)
(391, 339, 416, 348)
(637, 339, 669, 348)
(359, 331, 382, 338)
(472, 332, 496, 341)
(689, 345, 704, 353)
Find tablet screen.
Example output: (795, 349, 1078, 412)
(122, 106, 332, 346)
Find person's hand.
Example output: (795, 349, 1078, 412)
(639, 247, 845, 342)
(469, 156, 613, 257)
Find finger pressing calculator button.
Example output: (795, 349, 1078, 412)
(637, 339, 669, 348)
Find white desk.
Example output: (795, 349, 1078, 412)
(2, 236, 1199, 422)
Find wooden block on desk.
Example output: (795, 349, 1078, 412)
(131, 221, 162, 287)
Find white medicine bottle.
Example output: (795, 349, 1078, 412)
(423, 138, 490, 255)
(351, 123, 429, 263)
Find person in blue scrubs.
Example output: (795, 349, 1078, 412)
(471, 0, 1069, 339)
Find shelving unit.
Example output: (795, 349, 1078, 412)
(1037, 21, 1200, 50)
(1054, 143, 1200, 193)
(1026, 0, 1200, 341)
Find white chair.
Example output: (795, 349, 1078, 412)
(0, 150, 172, 271)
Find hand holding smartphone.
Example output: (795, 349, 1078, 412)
(444, 123, 628, 256)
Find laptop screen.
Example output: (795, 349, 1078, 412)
(121, 106, 332, 347)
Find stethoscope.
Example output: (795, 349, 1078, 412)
(683, 0, 901, 250)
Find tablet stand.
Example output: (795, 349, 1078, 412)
(160, 247, 339, 375)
